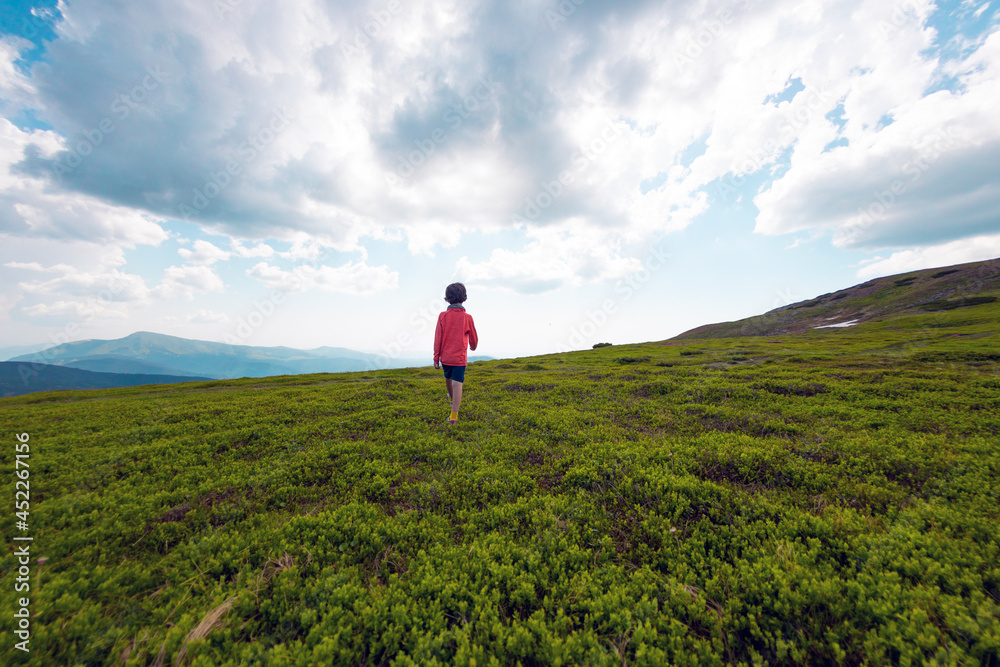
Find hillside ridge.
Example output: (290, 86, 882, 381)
(0, 361, 210, 397)
(673, 257, 1000, 340)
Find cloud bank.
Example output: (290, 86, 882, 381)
(0, 0, 997, 300)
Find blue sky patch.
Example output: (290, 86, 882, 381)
(0, 0, 60, 71)
(679, 132, 710, 168)
(823, 137, 850, 153)
(825, 102, 848, 131)
(764, 77, 805, 105)
(925, 0, 998, 63)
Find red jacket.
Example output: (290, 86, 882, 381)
(434, 305, 478, 366)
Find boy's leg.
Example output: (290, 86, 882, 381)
(445, 377, 453, 401)
(451, 381, 463, 415)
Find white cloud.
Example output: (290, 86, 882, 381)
(277, 240, 320, 261)
(4, 261, 76, 273)
(855, 232, 1000, 279)
(2, 242, 157, 328)
(0, 35, 37, 110)
(232, 240, 276, 259)
(0, 0, 766, 253)
(178, 239, 231, 265)
(753, 14, 1000, 249)
(16, 262, 149, 302)
(247, 259, 398, 295)
(186, 309, 230, 324)
(154, 265, 225, 301)
(21, 299, 128, 319)
(0, 118, 168, 246)
(454, 228, 644, 294)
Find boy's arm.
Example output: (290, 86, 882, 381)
(468, 315, 478, 351)
(433, 314, 444, 366)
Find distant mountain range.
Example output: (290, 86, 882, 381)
(0, 362, 210, 398)
(13, 258, 995, 397)
(0, 343, 55, 361)
(8, 331, 468, 383)
(673, 257, 1000, 340)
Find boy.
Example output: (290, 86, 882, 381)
(433, 282, 479, 424)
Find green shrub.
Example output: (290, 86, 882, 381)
(921, 296, 997, 311)
(613, 356, 651, 364)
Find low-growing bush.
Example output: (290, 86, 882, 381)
(920, 296, 997, 311)
(613, 356, 651, 364)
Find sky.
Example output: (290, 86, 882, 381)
(1, 0, 998, 361)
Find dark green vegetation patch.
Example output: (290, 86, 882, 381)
(2, 302, 1000, 665)
(920, 296, 997, 311)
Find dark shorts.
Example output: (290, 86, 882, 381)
(442, 364, 466, 382)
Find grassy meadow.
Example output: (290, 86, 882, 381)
(2, 300, 999, 665)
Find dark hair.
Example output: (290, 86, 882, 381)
(445, 282, 467, 304)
